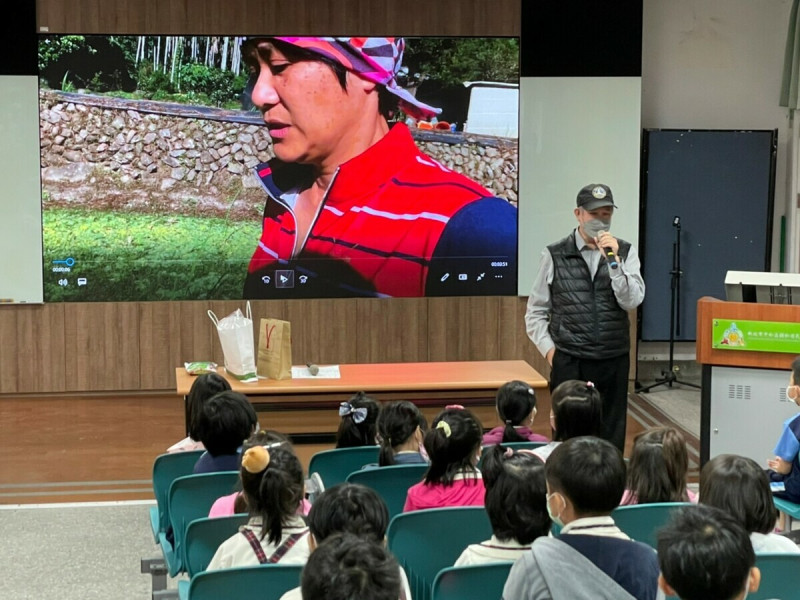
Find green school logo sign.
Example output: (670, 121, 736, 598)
(712, 319, 800, 354)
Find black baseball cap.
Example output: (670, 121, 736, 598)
(576, 184, 617, 211)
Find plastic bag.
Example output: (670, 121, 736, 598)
(207, 302, 257, 382)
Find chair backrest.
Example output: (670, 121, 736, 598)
(152, 450, 206, 536)
(187, 564, 303, 600)
(168, 471, 240, 573)
(308, 446, 380, 488)
(387, 507, 492, 600)
(184, 514, 249, 578)
(346, 464, 428, 519)
(752, 553, 800, 600)
(611, 502, 693, 549)
(432, 562, 514, 600)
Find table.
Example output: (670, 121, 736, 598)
(175, 360, 549, 440)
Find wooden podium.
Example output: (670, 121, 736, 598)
(697, 296, 800, 464)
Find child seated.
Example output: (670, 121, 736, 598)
(482, 380, 548, 445)
(336, 391, 380, 448)
(700, 453, 799, 553)
(503, 436, 660, 600)
(193, 390, 258, 474)
(301, 533, 401, 600)
(208, 429, 311, 518)
(657, 504, 761, 600)
(455, 444, 550, 565)
(531, 380, 602, 462)
(376, 400, 428, 466)
(207, 441, 310, 569)
(403, 406, 485, 512)
(279, 482, 411, 600)
(168, 372, 231, 453)
(767, 355, 800, 502)
(621, 426, 697, 505)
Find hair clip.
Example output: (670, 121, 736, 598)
(242, 445, 270, 473)
(445, 404, 465, 410)
(436, 420, 452, 438)
(527, 388, 535, 396)
(339, 401, 368, 424)
(504, 447, 514, 458)
(505, 419, 513, 425)
(586, 381, 595, 388)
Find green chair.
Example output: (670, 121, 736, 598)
(346, 464, 428, 518)
(611, 502, 693, 549)
(752, 553, 800, 600)
(432, 562, 514, 600)
(185, 564, 303, 600)
(149, 450, 206, 543)
(183, 514, 250, 578)
(157, 471, 239, 577)
(387, 507, 492, 600)
(773, 497, 800, 529)
(308, 446, 380, 488)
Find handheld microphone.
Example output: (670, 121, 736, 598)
(598, 231, 618, 270)
(306, 362, 320, 376)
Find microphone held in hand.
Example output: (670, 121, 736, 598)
(306, 362, 320, 376)
(598, 231, 618, 270)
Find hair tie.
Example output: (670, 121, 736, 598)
(504, 447, 514, 458)
(242, 446, 270, 473)
(505, 419, 513, 425)
(436, 420, 452, 438)
(445, 404, 464, 410)
(586, 381, 595, 388)
(339, 401, 368, 424)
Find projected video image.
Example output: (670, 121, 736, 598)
(39, 35, 519, 301)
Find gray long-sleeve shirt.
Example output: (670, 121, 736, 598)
(524, 229, 645, 359)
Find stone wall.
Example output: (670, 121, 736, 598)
(39, 90, 517, 219)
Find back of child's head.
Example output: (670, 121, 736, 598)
(196, 390, 257, 456)
(376, 400, 427, 466)
(336, 392, 380, 448)
(657, 504, 756, 600)
(239, 439, 304, 544)
(301, 532, 400, 600)
(546, 436, 625, 515)
(495, 380, 537, 443)
(187, 373, 231, 441)
(626, 426, 690, 504)
(480, 444, 550, 544)
(423, 406, 483, 485)
(307, 483, 389, 545)
(234, 429, 292, 513)
(550, 380, 602, 442)
(699, 453, 777, 535)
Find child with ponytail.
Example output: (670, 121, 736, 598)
(207, 437, 311, 569)
(482, 380, 547, 445)
(403, 406, 485, 512)
(376, 400, 428, 466)
(335, 391, 381, 448)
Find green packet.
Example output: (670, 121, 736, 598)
(184, 361, 218, 375)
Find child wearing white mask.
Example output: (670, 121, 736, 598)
(766, 355, 800, 502)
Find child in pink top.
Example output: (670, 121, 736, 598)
(403, 406, 485, 511)
(482, 380, 548, 445)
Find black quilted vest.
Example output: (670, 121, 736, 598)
(547, 232, 631, 359)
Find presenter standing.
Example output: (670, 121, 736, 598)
(524, 184, 645, 451)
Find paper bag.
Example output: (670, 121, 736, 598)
(257, 318, 292, 380)
(207, 302, 257, 382)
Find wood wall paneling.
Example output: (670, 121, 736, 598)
(62, 302, 140, 391)
(355, 298, 428, 364)
(36, 0, 520, 36)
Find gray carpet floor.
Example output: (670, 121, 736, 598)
(0, 502, 180, 600)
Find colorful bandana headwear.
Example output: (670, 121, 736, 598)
(273, 37, 441, 120)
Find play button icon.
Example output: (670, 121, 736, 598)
(275, 269, 295, 289)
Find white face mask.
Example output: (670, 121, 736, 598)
(788, 385, 799, 401)
(546, 492, 565, 528)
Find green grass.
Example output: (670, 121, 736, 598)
(43, 208, 261, 301)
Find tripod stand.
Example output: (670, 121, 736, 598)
(637, 216, 700, 392)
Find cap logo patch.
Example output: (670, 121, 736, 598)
(591, 186, 607, 199)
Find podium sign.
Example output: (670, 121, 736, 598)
(712, 319, 800, 354)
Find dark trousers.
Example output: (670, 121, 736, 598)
(550, 349, 630, 452)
